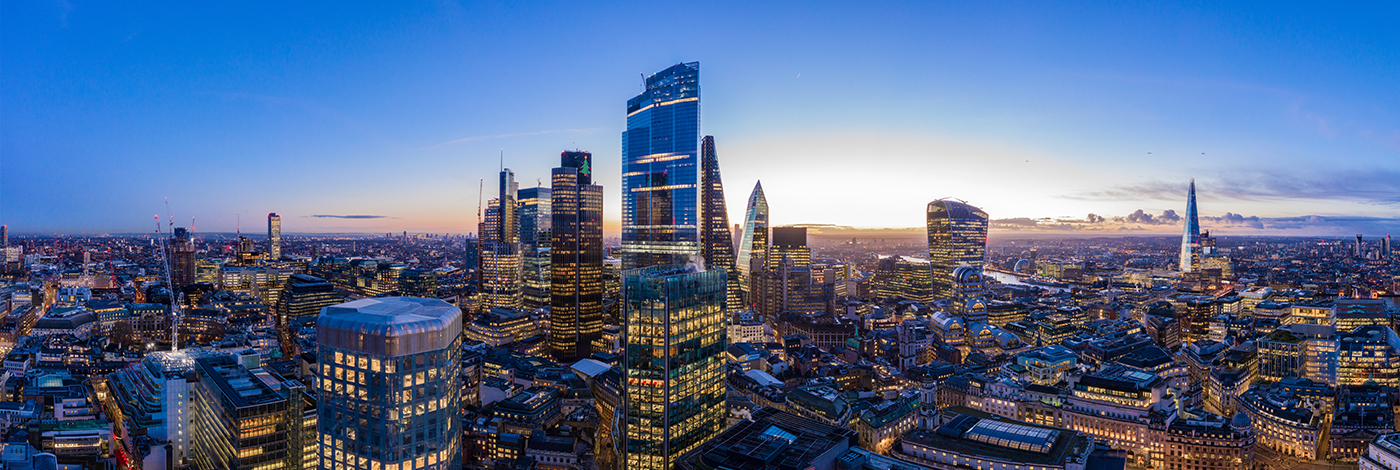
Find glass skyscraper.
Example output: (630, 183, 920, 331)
(268, 212, 281, 260)
(1180, 178, 1202, 273)
(550, 150, 605, 363)
(926, 199, 989, 300)
(621, 264, 727, 470)
(698, 135, 741, 312)
(317, 297, 463, 470)
(735, 181, 769, 303)
(482, 169, 523, 310)
(518, 186, 552, 311)
(621, 62, 701, 269)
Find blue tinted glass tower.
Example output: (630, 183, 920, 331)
(622, 62, 701, 269)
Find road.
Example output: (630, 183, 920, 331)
(1253, 442, 1356, 470)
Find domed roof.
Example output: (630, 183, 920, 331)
(1230, 412, 1252, 429)
(952, 265, 983, 284)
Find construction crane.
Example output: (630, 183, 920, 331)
(153, 211, 185, 351)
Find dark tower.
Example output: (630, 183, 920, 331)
(550, 150, 605, 363)
(699, 136, 740, 312)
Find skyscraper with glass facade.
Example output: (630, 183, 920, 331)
(698, 135, 741, 312)
(316, 297, 463, 470)
(519, 186, 552, 311)
(736, 181, 769, 304)
(926, 199, 988, 300)
(268, 212, 281, 260)
(482, 169, 523, 310)
(622, 62, 701, 269)
(550, 150, 605, 363)
(1181, 179, 1202, 273)
(621, 264, 727, 470)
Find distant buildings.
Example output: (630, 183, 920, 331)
(316, 297, 463, 470)
(926, 199, 988, 299)
(621, 62, 701, 269)
(622, 264, 727, 470)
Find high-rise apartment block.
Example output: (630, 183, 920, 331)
(268, 212, 282, 260)
(317, 297, 463, 470)
(550, 150, 605, 363)
(621, 264, 727, 470)
(621, 62, 701, 269)
(927, 199, 988, 299)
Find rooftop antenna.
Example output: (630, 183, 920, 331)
(237, 213, 241, 236)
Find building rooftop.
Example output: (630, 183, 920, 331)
(675, 407, 858, 470)
(317, 297, 462, 357)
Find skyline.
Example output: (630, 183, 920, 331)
(5, 2, 1400, 236)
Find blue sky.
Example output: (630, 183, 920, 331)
(4, 1, 1399, 236)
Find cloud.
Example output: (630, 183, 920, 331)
(421, 128, 601, 150)
(991, 208, 1400, 235)
(1065, 169, 1400, 206)
(307, 215, 390, 219)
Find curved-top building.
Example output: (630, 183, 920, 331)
(927, 199, 989, 300)
(316, 297, 463, 470)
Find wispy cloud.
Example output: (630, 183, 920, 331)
(307, 215, 391, 219)
(421, 128, 601, 150)
(1065, 169, 1400, 206)
(993, 210, 1400, 235)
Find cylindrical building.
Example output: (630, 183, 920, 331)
(316, 297, 462, 470)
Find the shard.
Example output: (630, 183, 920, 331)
(1180, 178, 1202, 273)
(736, 181, 769, 304)
(699, 136, 742, 312)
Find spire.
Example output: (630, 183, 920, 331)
(1180, 178, 1202, 273)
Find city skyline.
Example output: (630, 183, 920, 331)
(4, 3, 1399, 236)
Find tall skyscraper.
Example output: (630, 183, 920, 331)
(317, 297, 463, 470)
(622, 62, 701, 269)
(1386, 234, 1393, 258)
(519, 187, 553, 310)
(550, 150, 605, 363)
(736, 182, 769, 303)
(482, 169, 523, 310)
(1, 224, 7, 246)
(927, 199, 989, 299)
(169, 227, 196, 286)
(621, 264, 727, 470)
(1355, 234, 1364, 258)
(1180, 179, 1202, 273)
(698, 136, 741, 312)
(268, 213, 281, 260)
